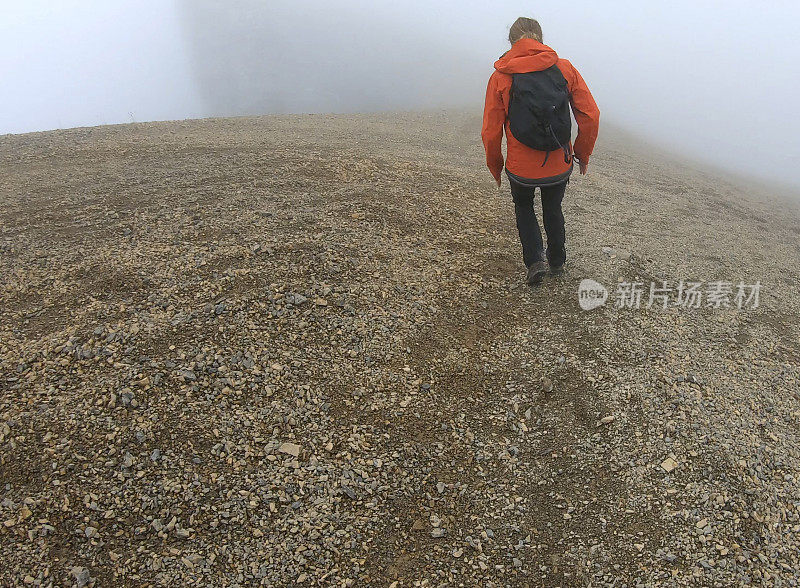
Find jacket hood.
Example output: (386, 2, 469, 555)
(494, 38, 559, 74)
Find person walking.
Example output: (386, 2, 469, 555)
(482, 17, 600, 284)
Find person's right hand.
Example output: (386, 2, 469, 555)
(578, 160, 588, 175)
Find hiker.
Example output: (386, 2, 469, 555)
(482, 17, 600, 284)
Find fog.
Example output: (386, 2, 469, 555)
(3, 1, 799, 189)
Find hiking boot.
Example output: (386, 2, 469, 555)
(526, 260, 548, 285)
(549, 261, 565, 274)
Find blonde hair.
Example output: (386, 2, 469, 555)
(509, 17, 543, 44)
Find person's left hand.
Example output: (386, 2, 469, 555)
(495, 177, 501, 188)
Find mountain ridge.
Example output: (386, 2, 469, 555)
(1, 111, 799, 585)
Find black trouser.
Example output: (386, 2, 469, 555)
(510, 179, 567, 268)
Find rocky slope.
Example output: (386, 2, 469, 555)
(1, 111, 799, 586)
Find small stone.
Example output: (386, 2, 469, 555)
(431, 528, 446, 538)
(71, 567, 90, 588)
(542, 378, 554, 393)
(661, 457, 678, 472)
(597, 415, 615, 426)
(185, 553, 204, 565)
(278, 442, 301, 457)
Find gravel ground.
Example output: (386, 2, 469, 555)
(1, 111, 799, 587)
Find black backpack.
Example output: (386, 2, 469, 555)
(508, 65, 572, 165)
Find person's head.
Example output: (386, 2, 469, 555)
(508, 17, 543, 45)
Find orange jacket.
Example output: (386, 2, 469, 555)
(481, 38, 600, 182)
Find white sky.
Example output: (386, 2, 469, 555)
(2, 1, 799, 187)
(1, 1, 203, 129)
